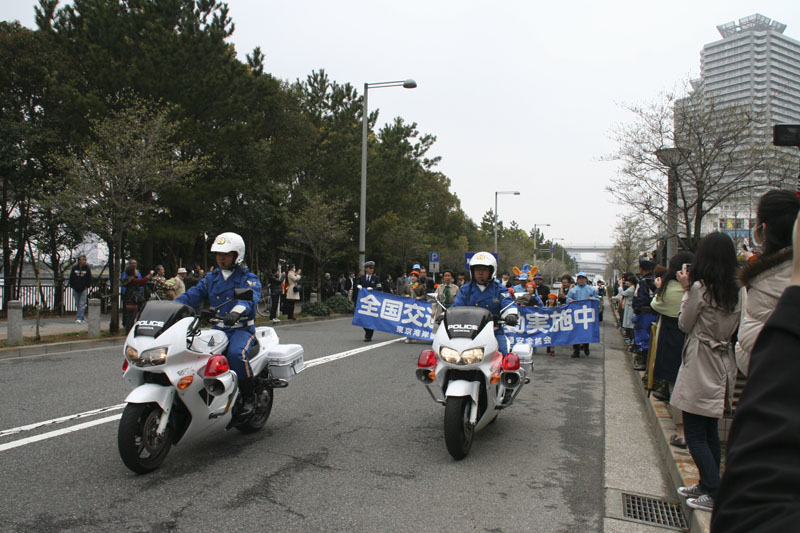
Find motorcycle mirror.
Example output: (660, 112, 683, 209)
(233, 288, 253, 301)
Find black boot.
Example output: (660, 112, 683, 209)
(235, 378, 256, 418)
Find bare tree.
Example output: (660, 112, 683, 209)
(54, 98, 199, 332)
(606, 81, 793, 251)
(605, 213, 653, 280)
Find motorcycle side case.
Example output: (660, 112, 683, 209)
(266, 344, 305, 381)
(512, 342, 534, 376)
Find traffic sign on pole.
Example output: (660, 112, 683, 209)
(429, 252, 440, 274)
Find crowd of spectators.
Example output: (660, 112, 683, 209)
(608, 188, 800, 517)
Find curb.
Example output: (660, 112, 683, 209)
(628, 358, 711, 532)
(0, 313, 353, 360)
(0, 336, 126, 360)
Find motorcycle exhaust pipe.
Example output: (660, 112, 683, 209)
(204, 372, 235, 397)
(502, 371, 520, 388)
(416, 368, 435, 384)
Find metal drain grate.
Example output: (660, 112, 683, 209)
(622, 493, 688, 530)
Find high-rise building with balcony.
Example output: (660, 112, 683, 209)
(683, 14, 800, 240)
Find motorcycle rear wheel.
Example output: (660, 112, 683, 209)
(444, 396, 474, 460)
(235, 380, 273, 433)
(118, 403, 172, 474)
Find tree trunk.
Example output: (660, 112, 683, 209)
(49, 226, 64, 315)
(109, 231, 121, 334)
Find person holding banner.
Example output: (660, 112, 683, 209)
(358, 260, 383, 341)
(566, 272, 598, 357)
(452, 252, 518, 355)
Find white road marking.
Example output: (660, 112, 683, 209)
(0, 415, 122, 452)
(0, 337, 406, 451)
(305, 338, 403, 368)
(0, 404, 125, 438)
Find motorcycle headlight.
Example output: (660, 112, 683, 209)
(129, 346, 168, 367)
(440, 347, 460, 364)
(460, 348, 484, 365)
(125, 345, 139, 362)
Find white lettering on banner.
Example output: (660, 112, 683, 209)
(574, 306, 596, 329)
(395, 325, 405, 334)
(525, 313, 550, 334)
(543, 335, 552, 344)
(557, 310, 574, 331)
(549, 310, 562, 332)
(380, 299, 403, 321)
(401, 302, 431, 327)
(357, 294, 381, 317)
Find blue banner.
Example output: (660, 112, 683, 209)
(503, 300, 600, 348)
(352, 288, 599, 346)
(352, 289, 434, 340)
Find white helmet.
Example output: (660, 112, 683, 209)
(469, 251, 497, 282)
(210, 232, 245, 265)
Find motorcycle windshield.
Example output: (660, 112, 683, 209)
(443, 307, 492, 340)
(135, 301, 195, 338)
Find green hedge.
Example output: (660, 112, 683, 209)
(300, 295, 354, 317)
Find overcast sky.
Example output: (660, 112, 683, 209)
(4, 1, 799, 246)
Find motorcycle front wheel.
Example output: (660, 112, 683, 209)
(118, 403, 172, 474)
(444, 396, 474, 460)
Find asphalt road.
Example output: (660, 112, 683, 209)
(0, 317, 604, 532)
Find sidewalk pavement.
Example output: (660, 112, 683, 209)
(605, 313, 711, 533)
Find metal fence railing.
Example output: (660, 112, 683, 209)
(1, 281, 115, 314)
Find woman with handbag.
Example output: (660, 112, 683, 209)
(285, 265, 301, 320)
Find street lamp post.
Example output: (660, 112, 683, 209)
(494, 191, 520, 254)
(545, 237, 564, 285)
(532, 223, 550, 264)
(359, 79, 417, 269)
(656, 147, 682, 263)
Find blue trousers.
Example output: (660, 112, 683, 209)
(633, 312, 657, 351)
(496, 332, 508, 355)
(683, 410, 721, 496)
(220, 327, 256, 380)
(73, 289, 87, 321)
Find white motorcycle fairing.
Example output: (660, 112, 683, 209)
(118, 300, 304, 473)
(416, 305, 529, 459)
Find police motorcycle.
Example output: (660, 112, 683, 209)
(117, 289, 304, 474)
(415, 299, 533, 460)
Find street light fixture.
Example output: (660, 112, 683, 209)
(494, 191, 521, 254)
(359, 79, 417, 269)
(532, 223, 551, 264)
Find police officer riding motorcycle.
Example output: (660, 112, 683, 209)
(452, 252, 519, 354)
(175, 232, 261, 417)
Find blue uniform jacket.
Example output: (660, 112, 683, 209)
(176, 266, 261, 326)
(566, 283, 598, 303)
(453, 280, 518, 317)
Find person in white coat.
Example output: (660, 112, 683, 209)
(735, 190, 799, 375)
(284, 264, 301, 320)
(671, 232, 740, 512)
